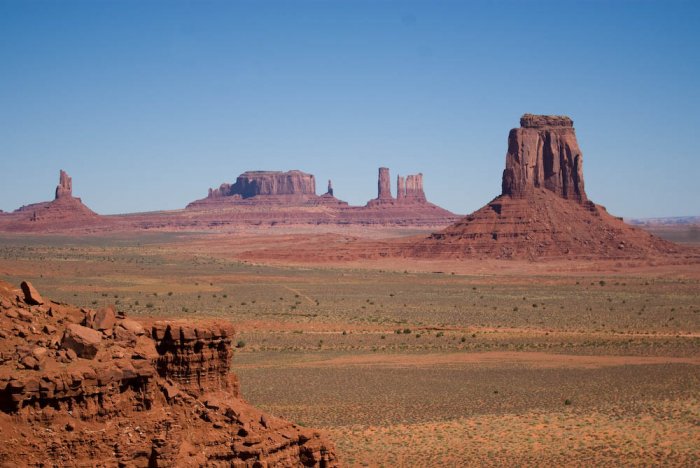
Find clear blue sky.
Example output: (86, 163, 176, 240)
(1, 0, 698, 218)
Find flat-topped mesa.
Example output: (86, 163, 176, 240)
(210, 170, 317, 199)
(54, 170, 73, 199)
(502, 113, 587, 203)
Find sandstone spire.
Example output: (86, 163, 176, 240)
(377, 167, 392, 200)
(410, 113, 676, 259)
(501, 114, 586, 203)
(405, 173, 426, 202)
(397, 175, 405, 200)
(55, 170, 73, 200)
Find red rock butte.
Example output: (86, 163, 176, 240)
(0, 280, 338, 466)
(410, 114, 680, 260)
(0, 170, 99, 232)
(182, 167, 457, 227)
(0, 167, 459, 231)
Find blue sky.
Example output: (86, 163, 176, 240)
(1, 0, 698, 218)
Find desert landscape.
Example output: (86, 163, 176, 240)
(2, 1, 699, 466)
(1, 113, 699, 466)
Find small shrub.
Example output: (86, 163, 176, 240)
(403, 328, 412, 334)
(236, 340, 246, 348)
(564, 399, 572, 406)
(146, 303, 154, 308)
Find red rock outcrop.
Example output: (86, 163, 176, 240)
(502, 113, 586, 203)
(54, 169, 73, 199)
(368, 168, 428, 204)
(0, 170, 100, 232)
(195, 170, 317, 204)
(377, 167, 392, 200)
(0, 167, 457, 231)
(410, 114, 679, 259)
(396, 175, 406, 201)
(403, 173, 426, 202)
(0, 280, 338, 467)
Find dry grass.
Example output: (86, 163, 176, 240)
(0, 231, 698, 465)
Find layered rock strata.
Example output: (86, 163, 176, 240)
(410, 114, 678, 259)
(377, 167, 392, 200)
(502, 113, 586, 203)
(200, 170, 317, 203)
(0, 280, 338, 466)
(3, 170, 99, 231)
(55, 169, 73, 199)
(368, 168, 428, 206)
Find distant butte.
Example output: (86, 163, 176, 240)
(0, 170, 99, 232)
(183, 168, 458, 227)
(187, 170, 349, 208)
(409, 114, 679, 259)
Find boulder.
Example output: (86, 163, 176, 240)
(61, 324, 102, 359)
(87, 305, 116, 331)
(119, 318, 146, 336)
(20, 281, 44, 305)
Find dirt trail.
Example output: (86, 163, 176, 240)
(282, 285, 316, 305)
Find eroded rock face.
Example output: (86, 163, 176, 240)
(377, 167, 392, 200)
(208, 170, 317, 199)
(397, 176, 405, 201)
(55, 170, 73, 200)
(61, 324, 102, 359)
(0, 281, 338, 467)
(20, 281, 44, 305)
(409, 114, 678, 259)
(501, 113, 586, 203)
(368, 168, 431, 208)
(404, 173, 426, 202)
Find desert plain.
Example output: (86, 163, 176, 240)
(1, 224, 698, 466)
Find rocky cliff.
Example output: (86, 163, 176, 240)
(410, 114, 678, 259)
(501, 113, 586, 203)
(0, 280, 338, 467)
(205, 170, 316, 200)
(377, 167, 392, 200)
(368, 168, 428, 206)
(54, 170, 73, 199)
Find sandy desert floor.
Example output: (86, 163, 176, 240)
(0, 228, 698, 466)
